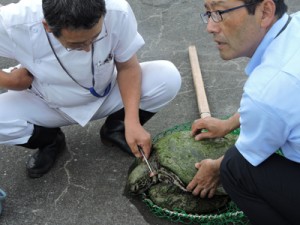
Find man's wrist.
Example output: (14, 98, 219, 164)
(225, 113, 240, 132)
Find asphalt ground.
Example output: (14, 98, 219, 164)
(0, 0, 300, 224)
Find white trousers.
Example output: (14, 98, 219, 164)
(0, 60, 181, 145)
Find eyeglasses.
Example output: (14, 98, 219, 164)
(201, 2, 258, 23)
(65, 21, 108, 51)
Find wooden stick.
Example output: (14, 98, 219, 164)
(188, 45, 211, 118)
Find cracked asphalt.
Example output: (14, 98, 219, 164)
(0, 0, 300, 224)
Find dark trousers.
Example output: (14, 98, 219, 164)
(220, 146, 300, 225)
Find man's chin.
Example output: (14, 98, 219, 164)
(219, 52, 237, 61)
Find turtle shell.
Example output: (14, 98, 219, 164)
(126, 123, 238, 214)
(153, 130, 237, 185)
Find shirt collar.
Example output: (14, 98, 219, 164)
(245, 13, 289, 76)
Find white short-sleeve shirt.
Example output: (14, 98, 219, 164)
(0, 0, 145, 126)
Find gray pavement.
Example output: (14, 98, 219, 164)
(0, 0, 300, 224)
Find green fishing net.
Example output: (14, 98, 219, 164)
(142, 121, 250, 224)
(142, 194, 248, 224)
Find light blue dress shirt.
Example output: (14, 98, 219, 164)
(236, 12, 300, 166)
(0, 188, 6, 214)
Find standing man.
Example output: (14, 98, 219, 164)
(0, 0, 181, 178)
(187, 0, 300, 224)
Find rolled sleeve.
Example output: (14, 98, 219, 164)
(113, 3, 145, 62)
(0, 16, 15, 59)
(236, 92, 287, 166)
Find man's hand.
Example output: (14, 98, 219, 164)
(125, 122, 152, 158)
(191, 113, 240, 141)
(0, 66, 33, 90)
(186, 157, 223, 198)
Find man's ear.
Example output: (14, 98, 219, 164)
(260, 0, 277, 29)
(42, 19, 52, 33)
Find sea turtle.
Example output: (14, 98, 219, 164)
(126, 124, 239, 214)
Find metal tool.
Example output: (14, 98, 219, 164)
(138, 146, 157, 177)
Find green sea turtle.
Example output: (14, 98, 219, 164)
(126, 125, 238, 214)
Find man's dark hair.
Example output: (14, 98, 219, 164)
(243, 0, 287, 18)
(42, 0, 106, 37)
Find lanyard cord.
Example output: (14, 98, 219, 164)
(45, 29, 111, 97)
(45, 29, 92, 90)
(275, 15, 291, 39)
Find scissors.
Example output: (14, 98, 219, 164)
(138, 146, 157, 177)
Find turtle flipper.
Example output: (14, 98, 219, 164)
(158, 167, 187, 192)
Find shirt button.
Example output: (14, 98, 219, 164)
(31, 27, 38, 33)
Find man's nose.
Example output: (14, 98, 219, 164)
(206, 18, 220, 33)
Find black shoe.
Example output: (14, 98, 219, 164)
(100, 108, 155, 156)
(26, 130, 66, 178)
(100, 120, 133, 155)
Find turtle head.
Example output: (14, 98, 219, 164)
(126, 162, 159, 195)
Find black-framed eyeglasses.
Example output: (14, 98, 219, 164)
(65, 21, 108, 51)
(200, 2, 258, 24)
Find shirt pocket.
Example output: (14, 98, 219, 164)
(93, 52, 116, 94)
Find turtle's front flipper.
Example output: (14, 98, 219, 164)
(158, 167, 187, 192)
